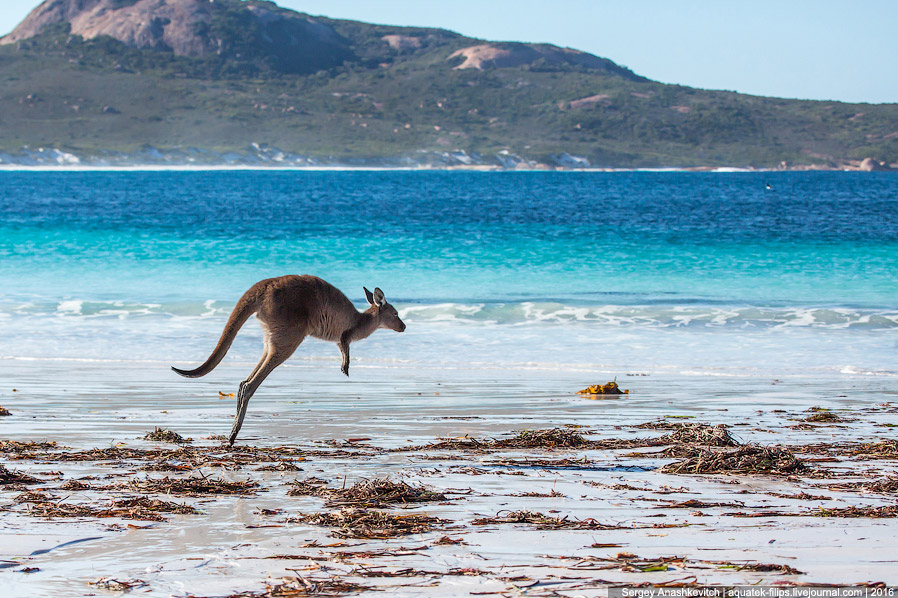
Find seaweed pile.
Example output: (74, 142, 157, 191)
(0, 439, 61, 453)
(848, 439, 898, 459)
(7, 491, 199, 521)
(815, 505, 898, 518)
(472, 510, 627, 530)
(143, 428, 192, 444)
(0, 441, 356, 471)
(656, 423, 740, 447)
(803, 411, 845, 423)
(89, 578, 148, 592)
(286, 477, 332, 498)
(660, 445, 807, 476)
(555, 552, 805, 576)
(400, 427, 656, 453)
(326, 478, 446, 508)
(288, 476, 445, 508)
(129, 475, 260, 496)
(58, 479, 94, 491)
(714, 562, 804, 574)
(493, 428, 591, 449)
(295, 507, 445, 539)
(409, 422, 748, 456)
(223, 575, 369, 597)
(635, 420, 693, 430)
(725, 504, 898, 519)
(256, 461, 305, 472)
(0, 463, 42, 487)
(798, 439, 898, 461)
(827, 477, 898, 494)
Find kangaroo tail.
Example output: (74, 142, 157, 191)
(171, 289, 261, 378)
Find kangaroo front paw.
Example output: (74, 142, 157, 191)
(341, 364, 349, 376)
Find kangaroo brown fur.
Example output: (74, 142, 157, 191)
(172, 275, 405, 445)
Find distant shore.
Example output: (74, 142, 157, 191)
(1, 145, 894, 173)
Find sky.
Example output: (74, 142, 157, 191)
(1, 0, 896, 104)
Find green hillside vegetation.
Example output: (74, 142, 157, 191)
(1, 0, 896, 168)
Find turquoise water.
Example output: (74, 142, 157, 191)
(1, 170, 896, 375)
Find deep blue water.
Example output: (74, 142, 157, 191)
(1, 170, 896, 374)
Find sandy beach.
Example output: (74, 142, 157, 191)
(2, 360, 897, 596)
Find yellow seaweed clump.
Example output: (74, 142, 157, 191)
(577, 381, 629, 396)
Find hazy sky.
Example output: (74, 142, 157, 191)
(1, 0, 896, 104)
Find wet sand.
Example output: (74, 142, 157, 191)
(1, 361, 897, 596)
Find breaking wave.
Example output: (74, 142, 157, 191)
(399, 302, 898, 329)
(3, 298, 897, 330)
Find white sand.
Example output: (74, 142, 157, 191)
(1, 361, 897, 596)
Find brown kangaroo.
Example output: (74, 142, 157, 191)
(172, 275, 406, 445)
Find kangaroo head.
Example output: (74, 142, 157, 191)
(364, 286, 406, 332)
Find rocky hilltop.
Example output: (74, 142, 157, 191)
(2, 0, 353, 73)
(3, 0, 216, 55)
(0, 0, 895, 168)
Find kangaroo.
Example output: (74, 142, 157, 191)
(172, 275, 406, 445)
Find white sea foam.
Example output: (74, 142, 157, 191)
(4, 299, 897, 330)
(201, 299, 216, 313)
(839, 365, 898, 377)
(56, 300, 83, 314)
(395, 302, 898, 330)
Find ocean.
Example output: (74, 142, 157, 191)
(1, 170, 896, 378)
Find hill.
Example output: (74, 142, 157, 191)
(1, 0, 896, 169)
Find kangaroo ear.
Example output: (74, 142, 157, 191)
(364, 287, 375, 305)
(373, 287, 386, 306)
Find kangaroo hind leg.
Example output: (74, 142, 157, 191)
(228, 329, 304, 446)
(239, 326, 272, 398)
